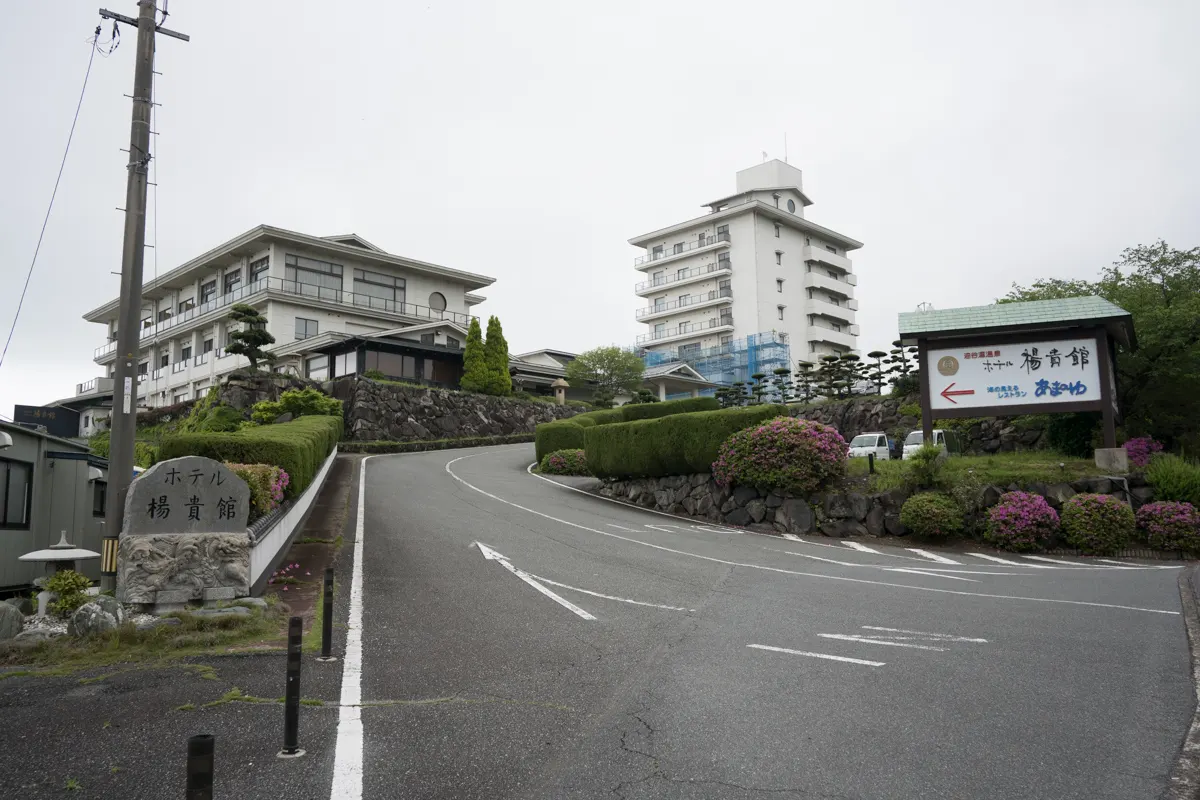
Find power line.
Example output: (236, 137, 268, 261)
(0, 29, 101, 372)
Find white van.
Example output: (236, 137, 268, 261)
(901, 429, 963, 460)
(847, 432, 892, 461)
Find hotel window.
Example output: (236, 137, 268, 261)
(353, 268, 405, 308)
(157, 308, 172, 322)
(178, 298, 195, 314)
(652, 245, 663, 260)
(200, 280, 217, 304)
(223, 269, 242, 295)
(250, 256, 270, 284)
(285, 254, 344, 294)
(295, 317, 319, 340)
(305, 355, 329, 381)
(673, 242, 684, 255)
(160, 353, 169, 368)
(826, 245, 837, 254)
(716, 224, 728, 236)
(774, 224, 781, 238)
(181, 346, 192, 361)
(777, 306, 785, 320)
(420, 333, 435, 344)
(776, 279, 784, 293)
(775, 251, 783, 266)
(203, 338, 214, 353)
(446, 336, 460, 350)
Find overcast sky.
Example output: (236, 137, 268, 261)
(2, 0, 1197, 420)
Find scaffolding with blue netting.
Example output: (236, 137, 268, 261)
(634, 332, 791, 388)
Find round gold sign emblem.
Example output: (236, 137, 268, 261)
(937, 356, 959, 376)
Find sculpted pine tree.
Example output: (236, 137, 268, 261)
(225, 304, 275, 372)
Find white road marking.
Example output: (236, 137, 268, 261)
(781, 533, 803, 541)
(606, 523, 638, 532)
(528, 574, 692, 612)
(782, 551, 859, 567)
(861, 626, 988, 642)
(905, 548, 960, 564)
(644, 524, 678, 534)
(481, 457, 1181, 615)
(969, 552, 1056, 568)
(843, 541, 881, 554)
(747, 644, 885, 667)
(817, 633, 948, 651)
(1099, 558, 1142, 567)
(475, 542, 596, 620)
(331, 456, 371, 800)
(885, 568, 978, 583)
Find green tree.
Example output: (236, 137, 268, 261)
(482, 316, 512, 396)
(1004, 241, 1200, 451)
(565, 346, 645, 399)
(225, 304, 275, 372)
(867, 350, 889, 394)
(459, 317, 488, 392)
(793, 361, 816, 404)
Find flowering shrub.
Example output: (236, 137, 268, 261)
(539, 449, 590, 476)
(983, 491, 1059, 552)
(224, 463, 290, 522)
(1136, 501, 1200, 552)
(1060, 493, 1134, 555)
(712, 417, 847, 494)
(899, 493, 964, 538)
(1125, 437, 1164, 469)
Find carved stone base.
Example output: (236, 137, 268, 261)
(117, 533, 251, 606)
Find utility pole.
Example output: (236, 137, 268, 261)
(98, 2, 188, 594)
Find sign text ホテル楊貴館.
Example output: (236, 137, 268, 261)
(928, 337, 1101, 411)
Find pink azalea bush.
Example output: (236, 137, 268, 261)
(1060, 493, 1135, 555)
(224, 463, 290, 522)
(539, 449, 590, 476)
(1124, 436, 1163, 468)
(1136, 501, 1200, 552)
(712, 417, 847, 494)
(984, 491, 1059, 552)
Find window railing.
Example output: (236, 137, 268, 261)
(152, 367, 166, 380)
(94, 277, 477, 358)
(636, 288, 732, 319)
(194, 352, 210, 367)
(636, 315, 734, 344)
(635, 232, 730, 266)
(635, 261, 731, 293)
(171, 361, 188, 374)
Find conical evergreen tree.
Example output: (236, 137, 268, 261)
(483, 316, 512, 396)
(459, 317, 488, 392)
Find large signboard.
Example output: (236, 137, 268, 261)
(12, 404, 80, 439)
(928, 337, 1101, 411)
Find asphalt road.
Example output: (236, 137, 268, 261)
(334, 444, 1195, 800)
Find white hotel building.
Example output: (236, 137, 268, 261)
(631, 160, 862, 366)
(70, 225, 493, 428)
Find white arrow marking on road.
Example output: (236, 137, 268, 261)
(748, 644, 885, 667)
(606, 523, 638, 532)
(968, 552, 1056, 568)
(843, 541, 881, 554)
(528, 574, 692, 612)
(886, 568, 978, 582)
(817, 633, 948, 652)
(475, 543, 596, 620)
(905, 548, 961, 564)
(860, 626, 988, 642)
(644, 525, 678, 534)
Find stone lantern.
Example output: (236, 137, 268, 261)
(551, 378, 569, 406)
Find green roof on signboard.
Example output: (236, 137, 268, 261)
(898, 296, 1135, 347)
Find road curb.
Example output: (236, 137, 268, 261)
(1167, 566, 1200, 799)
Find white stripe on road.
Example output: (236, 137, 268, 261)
(968, 552, 1056, 568)
(331, 456, 370, 800)
(529, 574, 692, 612)
(1099, 558, 1142, 567)
(843, 541, 881, 554)
(817, 633, 948, 652)
(644, 525, 678, 534)
(476, 543, 596, 621)
(885, 568, 978, 583)
(747, 644, 885, 667)
(493, 457, 1181, 614)
(606, 523, 638, 532)
(861, 626, 988, 642)
(781, 533, 803, 541)
(905, 548, 960, 564)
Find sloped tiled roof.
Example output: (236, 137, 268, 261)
(898, 296, 1135, 347)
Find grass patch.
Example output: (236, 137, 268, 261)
(175, 703, 196, 712)
(302, 578, 336, 653)
(0, 604, 287, 677)
(846, 450, 1105, 491)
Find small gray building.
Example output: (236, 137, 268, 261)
(0, 421, 109, 591)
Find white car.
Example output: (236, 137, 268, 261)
(901, 429, 963, 460)
(848, 432, 892, 461)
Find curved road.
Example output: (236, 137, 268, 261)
(330, 444, 1194, 799)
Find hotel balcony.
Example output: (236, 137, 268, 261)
(803, 270, 856, 298)
(636, 315, 734, 346)
(636, 288, 732, 322)
(633, 232, 731, 271)
(802, 245, 853, 273)
(807, 325, 859, 350)
(810, 298, 857, 326)
(634, 262, 732, 297)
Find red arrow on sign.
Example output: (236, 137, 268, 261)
(940, 383, 975, 404)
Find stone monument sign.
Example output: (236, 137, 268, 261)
(117, 456, 253, 608)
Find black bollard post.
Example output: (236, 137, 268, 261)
(317, 567, 336, 662)
(868, 453, 876, 474)
(278, 616, 305, 758)
(186, 734, 214, 800)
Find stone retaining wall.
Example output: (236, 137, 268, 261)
(597, 473, 1151, 538)
(330, 377, 579, 442)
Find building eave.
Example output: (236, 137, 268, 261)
(701, 188, 813, 209)
(83, 224, 496, 322)
(628, 201, 862, 251)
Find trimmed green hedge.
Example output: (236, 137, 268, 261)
(159, 415, 342, 498)
(340, 433, 533, 454)
(619, 396, 718, 422)
(586, 405, 787, 479)
(534, 397, 721, 462)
